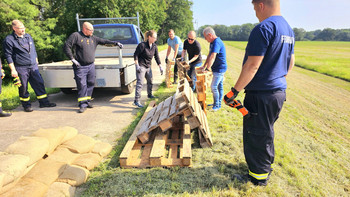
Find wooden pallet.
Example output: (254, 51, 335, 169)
(120, 108, 192, 168)
(165, 61, 175, 88)
(175, 79, 213, 147)
(176, 59, 192, 87)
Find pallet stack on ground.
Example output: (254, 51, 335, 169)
(195, 68, 213, 114)
(176, 59, 192, 87)
(165, 60, 175, 88)
(119, 78, 213, 168)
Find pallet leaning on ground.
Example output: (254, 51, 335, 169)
(119, 78, 213, 168)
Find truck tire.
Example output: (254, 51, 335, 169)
(121, 82, 135, 94)
(60, 88, 75, 94)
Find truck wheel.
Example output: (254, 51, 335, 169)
(60, 88, 75, 94)
(121, 82, 135, 94)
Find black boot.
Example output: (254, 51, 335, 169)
(0, 111, 12, 117)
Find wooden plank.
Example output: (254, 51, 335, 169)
(148, 101, 164, 130)
(120, 101, 157, 167)
(158, 96, 173, 123)
(149, 129, 167, 166)
(182, 120, 191, 166)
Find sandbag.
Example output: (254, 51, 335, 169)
(48, 147, 80, 164)
(1, 178, 48, 197)
(5, 136, 49, 166)
(0, 172, 4, 191)
(57, 164, 90, 186)
(0, 154, 30, 186)
(92, 141, 113, 157)
(72, 153, 102, 170)
(32, 128, 66, 155)
(60, 126, 78, 143)
(61, 134, 96, 154)
(45, 182, 76, 197)
(24, 159, 66, 186)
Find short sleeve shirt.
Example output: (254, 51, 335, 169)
(167, 36, 183, 54)
(244, 16, 295, 91)
(210, 37, 227, 73)
(183, 39, 202, 66)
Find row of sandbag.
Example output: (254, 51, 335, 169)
(0, 126, 112, 197)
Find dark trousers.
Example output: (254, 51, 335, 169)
(73, 63, 95, 108)
(134, 65, 152, 102)
(16, 65, 49, 108)
(173, 53, 182, 83)
(243, 90, 286, 183)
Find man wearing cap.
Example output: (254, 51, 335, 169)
(3, 20, 56, 112)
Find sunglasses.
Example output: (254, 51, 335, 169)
(188, 38, 195, 41)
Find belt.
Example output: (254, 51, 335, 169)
(245, 89, 285, 94)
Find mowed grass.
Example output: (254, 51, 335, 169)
(0, 83, 60, 110)
(225, 40, 350, 82)
(79, 39, 350, 196)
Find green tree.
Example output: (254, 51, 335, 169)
(293, 28, 306, 41)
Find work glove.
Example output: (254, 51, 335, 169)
(1, 69, 5, 79)
(115, 42, 123, 49)
(136, 64, 141, 73)
(165, 57, 168, 64)
(224, 87, 239, 105)
(71, 59, 81, 68)
(159, 65, 163, 75)
(13, 76, 22, 87)
(180, 57, 184, 62)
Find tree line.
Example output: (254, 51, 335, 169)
(0, 0, 193, 66)
(198, 24, 350, 42)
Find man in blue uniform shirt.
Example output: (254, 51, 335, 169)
(3, 20, 56, 112)
(225, 0, 295, 186)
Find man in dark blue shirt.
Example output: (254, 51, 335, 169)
(3, 20, 56, 112)
(0, 60, 12, 117)
(64, 22, 123, 113)
(225, 0, 295, 186)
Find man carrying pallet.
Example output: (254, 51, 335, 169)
(181, 31, 202, 91)
(224, 0, 295, 186)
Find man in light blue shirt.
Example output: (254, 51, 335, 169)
(166, 29, 183, 84)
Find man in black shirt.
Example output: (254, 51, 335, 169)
(64, 22, 123, 113)
(3, 20, 56, 112)
(181, 31, 202, 91)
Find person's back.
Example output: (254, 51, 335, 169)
(244, 15, 294, 91)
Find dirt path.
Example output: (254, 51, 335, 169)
(0, 50, 167, 151)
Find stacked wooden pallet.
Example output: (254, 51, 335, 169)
(195, 68, 213, 114)
(120, 78, 213, 168)
(165, 60, 175, 88)
(176, 59, 192, 87)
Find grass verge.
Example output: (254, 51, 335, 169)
(79, 39, 350, 196)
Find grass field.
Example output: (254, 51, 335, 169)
(225, 41, 350, 82)
(79, 39, 350, 196)
(0, 83, 59, 110)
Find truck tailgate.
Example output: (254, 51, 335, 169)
(39, 58, 135, 88)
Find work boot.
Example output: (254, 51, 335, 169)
(232, 174, 249, 184)
(0, 111, 12, 117)
(147, 94, 156, 99)
(78, 107, 86, 113)
(87, 103, 93, 108)
(24, 106, 33, 112)
(133, 101, 143, 108)
(40, 102, 56, 108)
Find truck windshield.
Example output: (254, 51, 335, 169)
(94, 27, 133, 41)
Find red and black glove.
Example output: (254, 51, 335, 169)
(224, 87, 239, 105)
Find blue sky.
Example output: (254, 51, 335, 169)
(192, 0, 350, 31)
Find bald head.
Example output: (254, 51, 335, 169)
(252, 0, 281, 22)
(82, 22, 94, 36)
(188, 31, 196, 38)
(12, 20, 26, 37)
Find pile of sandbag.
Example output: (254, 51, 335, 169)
(0, 126, 112, 197)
